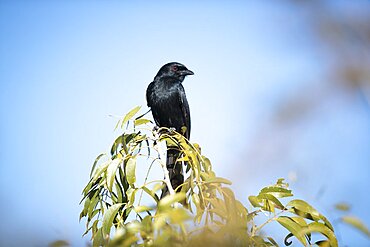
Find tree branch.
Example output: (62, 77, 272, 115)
(154, 131, 175, 196)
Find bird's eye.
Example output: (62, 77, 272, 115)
(172, 66, 178, 72)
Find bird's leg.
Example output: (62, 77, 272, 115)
(152, 126, 159, 146)
(155, 126, 176, 136)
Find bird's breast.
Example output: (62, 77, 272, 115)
(152, 84, 178, 102)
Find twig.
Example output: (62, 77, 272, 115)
(153, 131, 175, 195)
(138, 159, 157, 205)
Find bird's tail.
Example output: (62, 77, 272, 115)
(161, 149, 184, 198)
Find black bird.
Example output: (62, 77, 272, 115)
(146, 62, 193, 197)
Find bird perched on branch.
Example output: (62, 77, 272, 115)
(146, 62, 193, 197)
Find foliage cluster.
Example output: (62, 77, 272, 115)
(80, 106, 340, 247)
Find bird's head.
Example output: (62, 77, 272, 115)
(155, 62, 194, 82)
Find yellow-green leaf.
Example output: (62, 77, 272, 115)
(257, 193, 284, 210)
(134, 118, 151, 126)
(276, 216, 307, 246)
(106, 158, 121, 192)
(126, 158, 136, 186)
(134, 205, 152, 213)
(249, 196, 262, 208)
(49, 240, 70, 247)
(126, 187, 137, 207)
(152, 183, 163, 192)
(303, 222, 338, 247)
(122, 106, 141, 128)
(141, 186, 159, 202)
(290, 217, 308, 227)
(288, 199, 334, 231)
(92, 228, 105, 247)
(260, 186, 293, 198)
(153, 214, 167, 230)
(102, 203, 123, 236)
(335, 203, 350, 211)
(90, 153, 106, 178)
(205, 177, 232, 185)
(203, 157, 212, 172)
(167, 208, 191, 224)
(341, 216, 370, 237)
(316, 240, 330, 247)
(267, 237, 279, 247)
(92, 160, 111, 182)
(288, 199, 321, 221)
(158, 192, 186, 210)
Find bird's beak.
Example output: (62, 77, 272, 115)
(180, 69, 194, 76)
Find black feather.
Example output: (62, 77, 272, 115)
(146, 62, 193, 197)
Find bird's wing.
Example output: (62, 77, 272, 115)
(178, 84, 191, 139)
(146, 81, 154, 107)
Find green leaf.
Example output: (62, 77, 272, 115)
(290, 217, 308, 227)
(119, 167, 129, 193)
(267, 237, 279, 247)
(134, 205, 153, 213)
(192, 193, 201, 210)
(142, 215, 153, 233)
(235, 200, 248, 216)
(87, 195, 99, 220)
(248, 196, 262, 208)
(260, 186, 293, 198)
(167, 207, 191, 224)
(288, 199, 334, 231)
(205, 177, 232, 185)
(303, 222, 338, 247)
(134, 118, 151, 126)
(114, 119, 121, 131)
(288, 199, 321, 222)
(177, 155, 189, 162)
(102, 203, 123, 237)
(257, 193, 285, 210)
(126, 220, 142, 233)
(92, 227, 105, 247)
(341, 216, 370, 237)
(82, 219, 97, 237)
(91, 220, 99, 237)
(152, 183, 163, 192)
(202, 157, 212, 172)
(114, 179, 124, 203)
(125, 157, 136, 186)
(106, 158, 122, 192)
(158, 192, 186, 210)
(251, 236, 269, 246)
(335, 203, 350, 211)
(80, 197, 90, 220)
(315, 240, 330, 247)
(276, 216, 307, 246)
(90, 153, 106, 178)
(276, 178, 289, 188)
(194, 209, 204, 224)
(92, 160, 111, 182)
(49, 240, 70, 247)
(126, 187, 137, 207)
(153, 214, 167, 230)
(111, 135, 123, 156)
(208, 198, 228, 219)
(121, 106, 141, 128)
(141, 186, 159, 203)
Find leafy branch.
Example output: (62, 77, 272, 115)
(80, 106, 340, 247)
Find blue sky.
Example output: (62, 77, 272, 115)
(0, 1, 369, 246)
